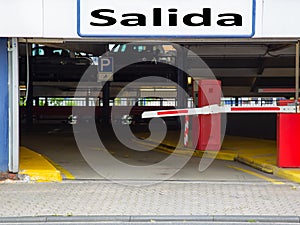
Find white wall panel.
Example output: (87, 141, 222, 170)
(1, 0, 300, 39)
(262, 0, 300, 37)
(43, 0, 78, 38)
(0, 0, 43, 37)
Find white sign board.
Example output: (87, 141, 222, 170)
(78, 0, 255, 38)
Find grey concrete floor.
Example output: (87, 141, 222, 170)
(20, 123, 286, 184)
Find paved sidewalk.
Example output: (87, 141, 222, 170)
(0, 180, 300, 217)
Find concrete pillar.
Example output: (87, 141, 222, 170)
(102, 82, 110, 124)
(0, 38, 9, 172)
(175, 45, 188, 109)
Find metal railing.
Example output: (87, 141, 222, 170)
(20, 96, 286, 107)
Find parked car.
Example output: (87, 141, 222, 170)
(103, 43, 178, 82)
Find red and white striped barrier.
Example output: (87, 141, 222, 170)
(184, 115, 189, 147)
(142, 104, 298, 119)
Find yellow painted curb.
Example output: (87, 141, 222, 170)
(273, 168, 300, 183)
(43, 155, 75, 180)
(19, 147, 62, 182)
(236, 156, 275, 174)
(194, 150, 237, 161)
(227, 165, 284, 185)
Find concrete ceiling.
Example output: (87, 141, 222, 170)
(18, 39, 299, 97)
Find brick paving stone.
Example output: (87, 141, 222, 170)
(0, 181, 300, 217)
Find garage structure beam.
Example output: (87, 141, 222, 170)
(0, 38, 9, 172)
(21, 38, 297, 45)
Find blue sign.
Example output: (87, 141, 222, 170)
(98, 57, 113, 73)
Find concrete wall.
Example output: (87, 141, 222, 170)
(226, 113, 277, 140)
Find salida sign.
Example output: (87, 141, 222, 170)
(78, 0, 255, 38)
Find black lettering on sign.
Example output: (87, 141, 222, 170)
(153, 8, 161, 26)
(121, 13, 146, 26)
(89, 8, 243, 27)
(168, 9, 178, 26)
(90, 9, 116, 26)
(183, 8, 211, 26)
(217, 13, 242, 26)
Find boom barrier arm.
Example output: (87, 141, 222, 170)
(142, 105, 298, 119)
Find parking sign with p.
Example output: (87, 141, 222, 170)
(98, 57, 114, 81)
